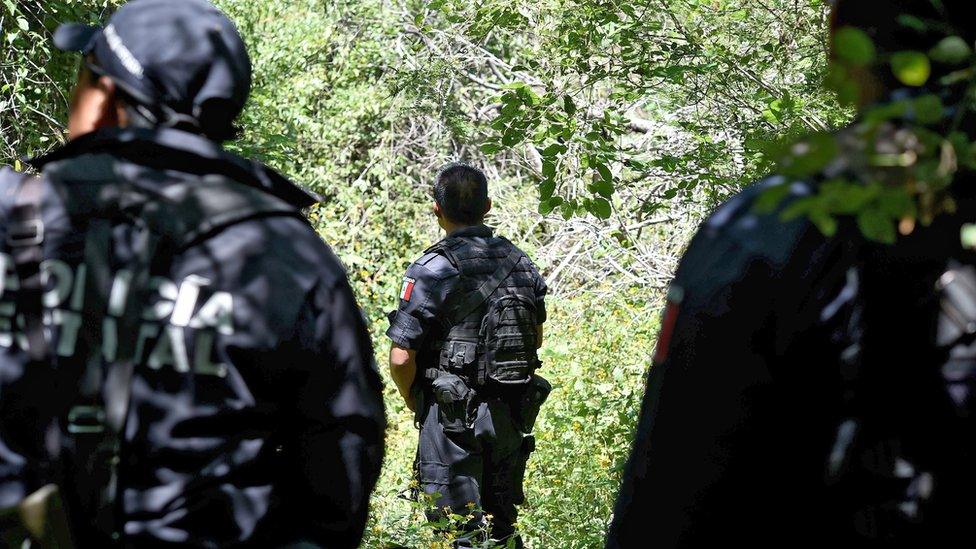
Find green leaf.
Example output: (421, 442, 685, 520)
(560, 201, 575, 220)
(563, 95, 577, 116)
(754, 182, 792, 214)
(897, 14, 928, 32)
(595, 163, 613, 184)
(962, 224, 976, 250)
(590, 179, 614, 198)
(538, 196, 563, 215)
(810, 211, 838, 237)
(890, 51, 931, 87)
(501, 127, 524, 147)
(877, 188, 916, 218)
(480, 143, 501, 154)
(929, 36, 972, 65)
(825, 64, 861, 106)
(833, 27, 876, 66)
(16, 17, 28, 31)
(539, 179, 556, 201)
(541, 143, 567, 157)
(864, 99, 910, 123)
(857, 208, 897, 244)
(912, 94, 944, 125)
(589, 197, 612, 219)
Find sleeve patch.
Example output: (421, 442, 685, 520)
(653, 285, 684, 365)
(400, 277, 417, 301)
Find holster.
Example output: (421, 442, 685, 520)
(429, 373, 475, 435)
(514, 374, 552, 433)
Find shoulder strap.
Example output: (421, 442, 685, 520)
(47, 157, 305, 252)
(449, 245, 524, 325)
(154, 177, 305, 250)
(425, 236, 463, 270)
(8, 175, 49, 363)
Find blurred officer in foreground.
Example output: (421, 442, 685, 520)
(608, 0, 976, 547)
(387, 164, 550, 548)
(0, 0, 385, 546)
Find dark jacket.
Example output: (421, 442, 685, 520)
(607, 171, 976, 547)
(0, 127, 386, 547)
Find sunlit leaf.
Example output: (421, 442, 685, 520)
(930, 36, 972, 65)
(891, 51, 931, 87)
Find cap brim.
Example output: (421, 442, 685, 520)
(53, 23, 101, 53)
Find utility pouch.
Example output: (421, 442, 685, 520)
(515, 374, 552, 433)
(439, 337, 479, 375)
(430, 373, 473, 434)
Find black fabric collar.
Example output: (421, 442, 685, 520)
(28, 127, 320, 208)
(449, 224, 494, 238)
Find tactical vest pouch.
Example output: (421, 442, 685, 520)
(430, 373, 473, 434)
(480, 294, 539, 387)
(439, 333, 479, 375)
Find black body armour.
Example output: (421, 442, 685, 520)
(422, 235, 541, 393)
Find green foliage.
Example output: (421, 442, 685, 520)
(405, 0, 845, 219)
(773, 9, 976, 243)
(1, 1, 119, 162)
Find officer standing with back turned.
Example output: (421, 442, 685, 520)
(0, 0, 385, 546)
(388, 163, 551, 548)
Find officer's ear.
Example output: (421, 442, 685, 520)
(484, 198, 492, 217)
(433, 201, 444, 219)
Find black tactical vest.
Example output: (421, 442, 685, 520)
(420, 233, 541, 391)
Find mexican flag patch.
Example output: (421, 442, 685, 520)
(400, 277, 416, 301)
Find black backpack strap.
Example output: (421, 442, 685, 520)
(448, 245, 524, 326)
(424, 237, 463, 270)
(8, 175, 49, 363)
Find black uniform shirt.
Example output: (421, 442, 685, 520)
(386, 225, 547, 362)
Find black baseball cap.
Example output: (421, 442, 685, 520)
(54, 0, 251, 140)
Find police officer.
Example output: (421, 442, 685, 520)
(607, 1, 976, 547)
(387, 163, 550, 548)
(0, 0, 385, 546)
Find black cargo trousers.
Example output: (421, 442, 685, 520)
(416, 373, 549, 548)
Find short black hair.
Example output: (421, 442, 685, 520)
(833, 0, 974, 90)
(433, 163, 490, 225)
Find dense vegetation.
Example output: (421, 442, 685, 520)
(1, 1, 844, 546)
